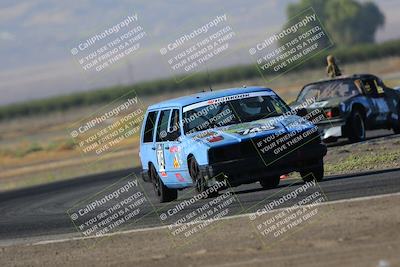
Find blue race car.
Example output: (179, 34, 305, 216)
(139, 87, 327, 202)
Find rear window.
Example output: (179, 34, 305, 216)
(156, 109, 171, 142)
(143, 111, 157, 143)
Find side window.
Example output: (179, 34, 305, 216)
(271, 96, 287, 114)
(354, 79, 363, 93)
(143, 111, 157, 143)
(375, 79, 385, 95)
(167, 109, 181, 141)
(156, 109, 171, 142)
(362, 79, 378, 96)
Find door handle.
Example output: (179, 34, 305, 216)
(164, 146, 169, 150)
(151, 147, 156, 150)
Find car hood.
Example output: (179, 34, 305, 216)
(291, 96, 352, 109)
(185, 115, 316, 148)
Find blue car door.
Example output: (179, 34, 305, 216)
(163, 108, 189, 184)
(154, 108, 189, 186)
(362, 78, 390, 126)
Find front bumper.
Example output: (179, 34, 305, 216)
(203, 143, 327, 186)
(316, 119, 346, 140)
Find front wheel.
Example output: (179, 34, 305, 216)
(347, 110, 366, 142)
(150, 166, 178, 203)
(189, 157, 218, 198)
(300, 160, 324, 182)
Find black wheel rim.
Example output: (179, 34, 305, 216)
(355, 114, 365, 139)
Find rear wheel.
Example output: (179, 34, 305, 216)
(347, 110, 366, 142)
(300, 160, 324, 182)
(189, 157, 218, 198)
(259, 176, 280, 189)
(150, 166, 177, 203)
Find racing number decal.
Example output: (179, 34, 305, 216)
(238, 125, 276, 135)
(156, 144, 166, 173)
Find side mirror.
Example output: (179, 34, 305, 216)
(294, 108, 308, 117)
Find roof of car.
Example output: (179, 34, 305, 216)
(147, 86, 274, 110)
(304, 73, 378, 87)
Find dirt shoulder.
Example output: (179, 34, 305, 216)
(325, 135, 400, 175)
(1, 194, 399, 267)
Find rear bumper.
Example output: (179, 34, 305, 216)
(204, 143, 327, 186)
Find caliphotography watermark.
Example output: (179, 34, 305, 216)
(249, 178, 330, 247)
(67, 174, 149, 247)
(235, 96, 335, 168)
(159, 14, 236, 82)
(70, 13, 147, 73)
(249, 7, 333, 82)
(69, 90, 144, 164)
(157, 174, 243, 247)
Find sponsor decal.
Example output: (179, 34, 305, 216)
(173, 155, 180, 168)
(169, 145, 182, 168)
(183, 91, 275, 112)
(169, 146, 179, 153)
(193, 130, 218, 140)
(175, 173, 185, 182)
(237, 124, 276, 135)
(207, 135, 224, 142)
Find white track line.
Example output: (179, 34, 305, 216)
(32, 191, 400, 246)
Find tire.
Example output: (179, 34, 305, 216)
(259, 176, 280, 189)
(188, 157, 218, 198)
(300, 160, 324, 182)
(150, 166, 177, 203)
(347, 110, 366, 142)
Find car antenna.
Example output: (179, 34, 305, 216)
(206, 67, 213, 91)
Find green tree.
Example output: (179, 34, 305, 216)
(286, 0, 385, 46)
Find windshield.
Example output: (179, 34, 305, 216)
(183, 92, 290, 134)
(297, 80, 360, 102)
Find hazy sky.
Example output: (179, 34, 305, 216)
(0, 0, 398, 105)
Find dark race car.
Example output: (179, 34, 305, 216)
(291, 74, 400, 142)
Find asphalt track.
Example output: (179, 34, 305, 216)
(0, 165, 399, 244)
